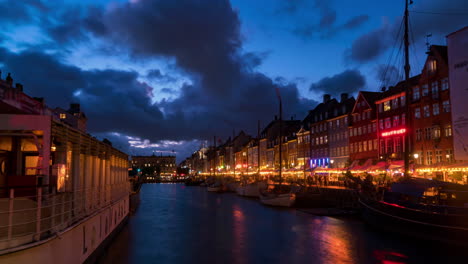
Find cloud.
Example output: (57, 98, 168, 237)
(146, 69, 176, 83)
(0, 0, 318, 161)
(343, 15, 369, 29)
(346, 0, 467, 63)
(375, 64, 403, 88)
(309, 69, 366, 97)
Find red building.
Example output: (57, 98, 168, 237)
(376, 76, 419, 165)
(349, 91, 380, 168)
(410, 45, 455, 169)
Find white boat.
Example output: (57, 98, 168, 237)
(236, 182, 267, 197)
(260, 192, 296, 207)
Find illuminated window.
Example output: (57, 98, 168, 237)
(426, 151, 433, 165)
(414, 108, 421, 119)
(433, 126, 441, 139)
(358, 142, 362, 152)
(383, 101, 391, 111)
(445, 125, 452, 137)
(429, 60, 437, 73)
(413, 87, 420, 101)
(423, 105, 430, 117)
(443, 100, 450, 112)
(436, 150, 443, 163)
(441, 78, 449, 91)
(422, 84, 429, 96)
(433, 103, 440, 116)
(446, 149, 453, 162)
(363, 141, 367, 152)
(60, 113, 66, 119)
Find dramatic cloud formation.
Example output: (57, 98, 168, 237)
(309, 69, 366, 97)
(0, 0, 317, 162)
(375, 64, 403, 88)
(346, 0, 467, 63)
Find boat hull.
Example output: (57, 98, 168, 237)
(207, 186, 222, 192)
(360, 198, 468, 245)
(260, 193, 296, 207)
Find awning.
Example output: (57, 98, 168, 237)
(388, 160, 404, 170)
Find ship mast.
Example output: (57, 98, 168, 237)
(404, 0, 413, 177)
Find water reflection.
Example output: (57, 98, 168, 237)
(99, 184, 468, 264)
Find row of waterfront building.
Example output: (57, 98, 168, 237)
(181, 42, 466, 181)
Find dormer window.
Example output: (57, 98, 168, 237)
(428, 59, 437, 73)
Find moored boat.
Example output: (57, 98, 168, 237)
(260, 192, 296, 207)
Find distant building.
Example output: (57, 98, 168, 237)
(131, 154, 176, 176)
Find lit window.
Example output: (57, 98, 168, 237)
(363, 141, 367, 152)
(436, 150, 443, 163)
(445, 125, 452, 137)
(429, 60, 437, 73)
(384, 101, 391, 111)
(426, 151, 433, 165)
(423, 105, 430, 117)
(422, 84, 429, 96)
(443, 100, 451, 113)
(433, 126, 441, 139)
(425, 127, 432, 140)
(60, 113, 66, 119)
(413, 87, 420, 101)
(446, 149, 453, 162)
(441, 78, 449, 91)
(414, 108, 421, 119)
(433, 103, 440, 116)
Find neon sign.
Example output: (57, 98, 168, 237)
(381, 128, 406, 137)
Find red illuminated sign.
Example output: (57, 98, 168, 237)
(381, 128, 406, 137)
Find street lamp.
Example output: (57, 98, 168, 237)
(414, 153, 419, 159)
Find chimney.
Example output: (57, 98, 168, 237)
(340, 93, 348, 102)
(69, 103, 81, 113)
(323, 94, 331, 103)
(15, 83, 23, 92)
(381, 86, 386, 92)
(6, 73, 13, 86)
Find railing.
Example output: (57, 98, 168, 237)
(0, 183, 130, 252)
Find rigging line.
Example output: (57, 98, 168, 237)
(408, 14, 421, 77)
(379, 17, 404, 90)
(410, 10, 468, 16)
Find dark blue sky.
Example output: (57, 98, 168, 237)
(0, 0, 466, 162)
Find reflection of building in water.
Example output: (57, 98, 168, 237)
(0, 72, 130, 263)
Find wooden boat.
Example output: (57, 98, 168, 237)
(360, 179, 468, 245)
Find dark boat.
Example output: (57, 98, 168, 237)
(360, 178, 468, 245)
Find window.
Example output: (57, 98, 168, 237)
(384, 101, 391, 111)
(445, 125, 452, 137)
(431, 82, 439, 99)
(422, 84, 429, 96)
(433, 103, 440, 116)
(350, 143, 354, 153)
(368, 124, 372, 134)
(401, 114, 406, 125)
(415, 108, 421, 119)
(379, 120, 384, 129)
(386, 138, 394, 154)
(395, 137, 402, 153)
(379, 104, 383, 113)
(363, 125, 367, 134)
(423, 105, 430, 118)
(429, 59, 437, 73)
(413, 87, 420, 101)
(380, 140, 385, 155)
(373, 123, 377, 132)
(358, 142, 362, 152)
(416, 129, 422, 141)
(385, 117, 391, 129)
(426, 151, 433, 165)
(433, 126, 441, 139)
(361, 112, 366, 120)
(324, 136, 328, 144)
(393, 116, 400, 127)
(368, 140, 373, 151)
(446, 149, 453, 162)
(374, 139, 378, 150)
(400, 95, 406, 106)
(363, 141, 367, 152)
(358, 127, 362, 135)
(436, 150, 443, 163)
(441, 78, 449, 91)
(443, 100, 451, 112)
(425, 127, 432, 140)
(60, 113, 66, 119)
(392, 98, 398, 109)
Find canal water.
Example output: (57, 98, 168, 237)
(98, 183, 467, 264)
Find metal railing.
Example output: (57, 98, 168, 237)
(0, 182, 130, 251)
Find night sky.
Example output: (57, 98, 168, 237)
(0, 0, 466, 162)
